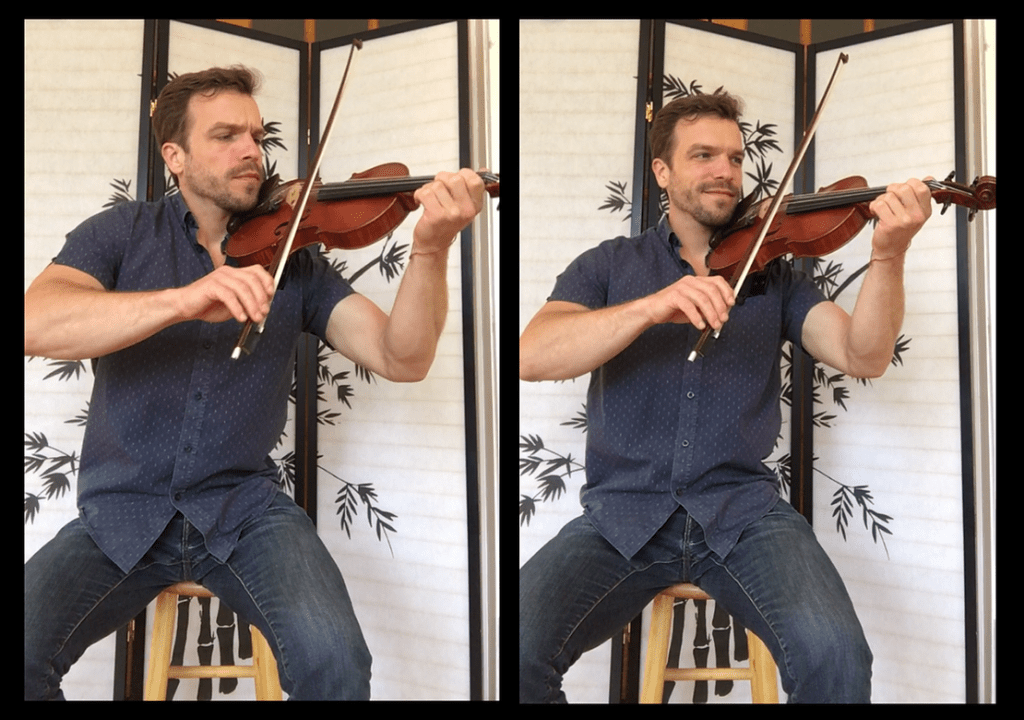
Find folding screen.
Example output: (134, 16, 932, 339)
(808, 24, 975, 703)
(519, 19, 982, 703)
(26, 18, 497, 701)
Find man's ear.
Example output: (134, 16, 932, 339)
(161, 141, 185, 178)
(651, 156, 670, 190)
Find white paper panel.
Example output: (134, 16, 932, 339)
(314, 23, 472, 700)
(811, 25, 966, 703)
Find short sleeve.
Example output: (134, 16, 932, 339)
(288, 248, 355, 341)
(547, 240, 619, 309)
(775, 260, 827, 350)
(53, 204, 135, 290)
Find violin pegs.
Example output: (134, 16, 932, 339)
(940, 200, 951, 215)
(945, 170, 956, 183)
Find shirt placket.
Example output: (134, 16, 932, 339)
(169, 323, 218, 507)
(671, 355, 702, 505)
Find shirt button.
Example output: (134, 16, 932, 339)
(681, 440, 690, 447)
(174, 492, 183, 501)
(687, 391, 695, 399)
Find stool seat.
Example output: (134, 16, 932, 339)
(640, 583, 778, 703)
(144, 581, 283, 700)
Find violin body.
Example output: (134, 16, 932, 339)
(226, 163, 421, 267)
(706, 173, 996, 280)
(708, 176, 875, 278)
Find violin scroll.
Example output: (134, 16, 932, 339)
(929, 172, 996, 220)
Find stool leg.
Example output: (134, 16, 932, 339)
(250, 626, 283, 701)
(640, 593, 675, 704)
(144, 592, 177, 701)
(747, 630, 779, 703)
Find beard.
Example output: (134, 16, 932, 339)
(180, 156, 264, 213)
(667, 180, 739, 229)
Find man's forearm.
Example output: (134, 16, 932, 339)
(844, 254, 906, 378)
(380, 247, 450, 381)
(519, 298, 655, 382)
(25, 280, 181, 361)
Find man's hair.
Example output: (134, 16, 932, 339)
(649, 91, 744, 165)
(152, 65, 261, 152)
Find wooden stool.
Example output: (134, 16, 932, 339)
(640, 583, 779, 703)
(144, 581, 283, 701)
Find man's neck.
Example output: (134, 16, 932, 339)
(178, 186, 230, 267)
(667, 207, 714, 276)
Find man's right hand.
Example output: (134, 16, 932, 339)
(176, 264, 275, 324)
(642, 274, 735, 330)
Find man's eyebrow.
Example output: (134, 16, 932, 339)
(208, 122, 265, 139)
(688, 143, 743, 156)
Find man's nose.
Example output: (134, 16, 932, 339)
(240, 133, 262, 160)
(711, 156, 735, 179)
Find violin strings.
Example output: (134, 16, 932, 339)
(317, 172, 499, 202)
(785, 180, 968, 214)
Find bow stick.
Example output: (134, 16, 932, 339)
(232, 39, 363, 360)
(688, 52, 849, 362)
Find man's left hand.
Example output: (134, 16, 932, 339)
(411, 169, 486, 255)
(869, 177, 933, 259)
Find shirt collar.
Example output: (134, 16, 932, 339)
(168, 191, 198, 236)
(657, 214, 680, 249)
(169, 190, 234, 257)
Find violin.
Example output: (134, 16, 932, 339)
(706, 172, 996, 279)
(686, 52, 995, 362)
(228, 39, 499, 360)
(225, 162, 500, 268)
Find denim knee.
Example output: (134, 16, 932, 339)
(784, 615, 872, 703)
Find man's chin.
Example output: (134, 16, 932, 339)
(223, 191, 260, 215)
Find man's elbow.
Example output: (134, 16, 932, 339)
(845, 354, 890, 380)
(384, 354, 433, 383)
(519, 336, 545, 382)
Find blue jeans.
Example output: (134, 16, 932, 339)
(25, 492, 371, 700)
(519, 500, 871, 703)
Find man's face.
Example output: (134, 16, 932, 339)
(174, 90, 266, 213)
(653, 115, 744, 229)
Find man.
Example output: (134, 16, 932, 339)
(519, 92, 932, 703)
(25, 66, 485, 700)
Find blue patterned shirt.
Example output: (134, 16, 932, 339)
(548, 217, 826, 560)
(53, 192, 353, 573)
